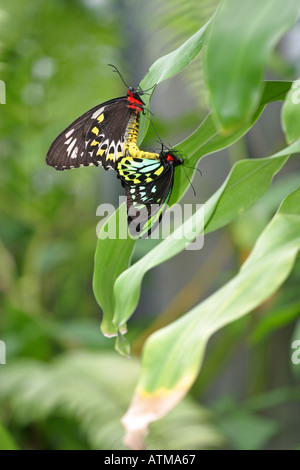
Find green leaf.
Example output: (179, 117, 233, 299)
(205, 0, 299, 130)
(138, 18, 212, 144)
(281, 78, 300, 144)
(0, 421, 18, 450)
(93, 204, 135, 336)
(171, 80, 292, 205)
(122, 184, 300, 449)
(113, 140, 300, 329)
(115, 332, 131, 357)
(260, 81, 293, 106)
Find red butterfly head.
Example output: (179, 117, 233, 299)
(127, 89, 145, 114)
(160, 149, 183, 167)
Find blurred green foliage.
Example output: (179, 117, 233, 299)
(0, 0, 300, 450)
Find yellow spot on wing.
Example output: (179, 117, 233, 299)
(155, 166, 164, 176)
(96, 148, 105, 156)
(107, 153, 115, 161)
(97, 113, 104, 123)
(91, 140, 98, 146)
(92, 127, 99, 135)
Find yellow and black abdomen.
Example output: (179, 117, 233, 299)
(123, 114, 161, 163)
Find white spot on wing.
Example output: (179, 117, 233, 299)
(91, 106, 104, 119)
(65, 129, 74, 138)
(71, 147, 78, 159)
(66, 138, 77, 156)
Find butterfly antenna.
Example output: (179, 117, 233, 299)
(143, 107, 154, 116)
(183, 163, 202, 177)
(108, 64, 130, 89)
(182, 165, 197, 197)
(149, 119, 164, 146)
(139, 83, 157, 94)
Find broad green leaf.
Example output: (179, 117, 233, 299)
(260, 81, 293, 106)
(122, 185, 300, 450)
(113, 139, 300, 329)
(171, 80, 292, 205)
(137, 18, 212, 144)
(0, 421, 18, 450)
(93, 204, 135, 336)
(115, 331, 131, 357)
(205, 0, 299, 130)
(281, 78, 300, 144)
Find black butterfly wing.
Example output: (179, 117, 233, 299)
(118, 157, 174, 238)
(46, 97, 135, 171)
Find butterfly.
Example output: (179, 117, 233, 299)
(45, 67, 183, 238)
(46, 87, 145, 171)
(117, 148, 183, 238)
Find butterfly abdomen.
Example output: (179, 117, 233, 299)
(127, 143, 161, 162)
(124, 114, 161, 163)
(124, 114, 140, 146)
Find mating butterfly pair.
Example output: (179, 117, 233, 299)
(46, 81, 183, 238)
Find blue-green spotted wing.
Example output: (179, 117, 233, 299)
(117, 151, 183, 238)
